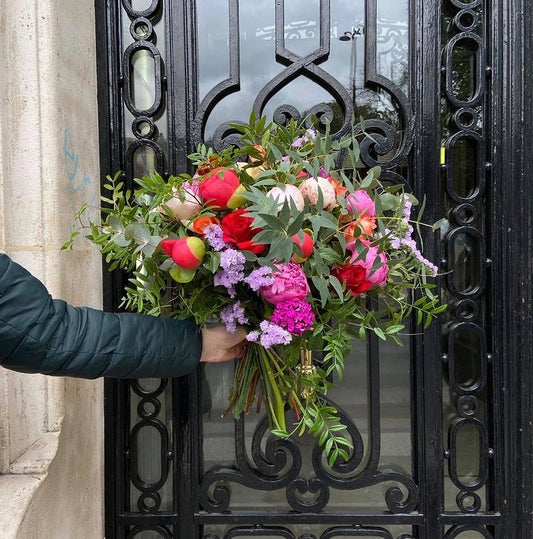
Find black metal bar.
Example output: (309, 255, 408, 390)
(493, 0, 533, 536)
(411, 0, 443, 537)
(194, 512, 426, 525)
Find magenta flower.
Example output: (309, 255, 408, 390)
(259, 260, 310, 305)
(270, 299, 315, 335)
(346, 189, 376, 218)
(348, 240, 388, 287)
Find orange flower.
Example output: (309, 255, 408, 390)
(191, 216, 220, 235)
(342, 217, 377, 244)
(327, 177, 348, 198)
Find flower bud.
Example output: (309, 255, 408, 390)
(161, 237, 206, 269)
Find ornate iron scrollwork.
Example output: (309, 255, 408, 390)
(200, 347, 418, 514)
(440, 0, 493, 527)
(121, 0, 166, 179)
(128, 379, 172, 513)
(202, 526, 413, 539)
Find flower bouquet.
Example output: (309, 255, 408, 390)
(69, 114, 444, 464)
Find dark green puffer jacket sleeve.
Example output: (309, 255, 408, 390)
(0, 254, 202, 378)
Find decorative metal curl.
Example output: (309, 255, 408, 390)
(199, 414, 302, 512)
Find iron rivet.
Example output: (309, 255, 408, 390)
(485, 258, 493, 266)
(485, 162, 492, 171)
(167, 451, 173, 460)
(485, 66, 492, 77)
(487, 353, 493, 362)
(440, 259, 448, 268)
(444, 449, 451, 459)
(442, 354, 449, 363)
(488, 448, 495, 457)
(125, 450, 130, 458)
(441, 66, 446, 74)
(440, 164, 448, 171)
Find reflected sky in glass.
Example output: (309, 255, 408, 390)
(196, 0, 409, 142)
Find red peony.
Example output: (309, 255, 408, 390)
(198, 167, 242, 209)
(220, 209, 265, 254)
(331, 264, 372, 296)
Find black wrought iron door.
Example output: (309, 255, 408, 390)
(96, 1, 533, 538)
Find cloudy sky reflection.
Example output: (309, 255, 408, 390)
(196, 0, 408, 142)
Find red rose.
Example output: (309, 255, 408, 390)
(331, 264, 372, 296)
(220, 209, 265, 254)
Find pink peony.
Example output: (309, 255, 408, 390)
(348, 240, 388, 286)
(346, 189, 376, 218)
(259, 260, 310, 305)
(163, 181, 202, 220)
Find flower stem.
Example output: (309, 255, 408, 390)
(257, 346, 286, 432)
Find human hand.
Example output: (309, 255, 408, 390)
(199, 325, 248, 363)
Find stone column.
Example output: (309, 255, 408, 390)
(0, 0, 104, 536)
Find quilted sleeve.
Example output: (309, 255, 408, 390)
(0, 254, 202, 379)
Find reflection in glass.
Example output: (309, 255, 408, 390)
(133, 145, 157, 177)
(452, 138, 478, 199)
(454, 422, 482, 485)
(377, 0, 409, 92)
(130, 49, 156, 112)
(452, 232, 481, 294)
(452, 326, 481, 389)
(451, 39, 479, 103)
(196, 0, 409, 142)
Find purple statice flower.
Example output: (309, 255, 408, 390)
(270, 299, 316, 336)
(246, 331, 260, 343)
(204, 224, 228, 251)
(291, 136, 305, 148)
(244, 267, 275, 291)
(219, 248, 246, 271)
(258, 320, 292, 348)
(220, 301, 249, 333)
(281, 155, 290, 164)
(291, 128, 318, 149)
(214, 249, 246, 297)
(384, 201, 439, 277)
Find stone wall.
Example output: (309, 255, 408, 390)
(0, 0, 104, 537)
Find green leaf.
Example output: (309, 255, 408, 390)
(374, 327, 386, 340)
(286, 211, 306, 236)
(329, 275, 345, 300)
(379, 192, 400, 211)
(258, 213, 287, 231)
(311, 276, 330, 308)
(432, 217, 448, 231)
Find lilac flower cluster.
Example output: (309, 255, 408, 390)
(291, 128, 318, 148)
(244, 267, 275, 291)
(203, 224, 228, 251)
(214, 248, 246, 297)
(246, 321, 292, 348)
(270, 299, 315, 336)
(387, 200, 438, 276)
(220, 301, 249, 333)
